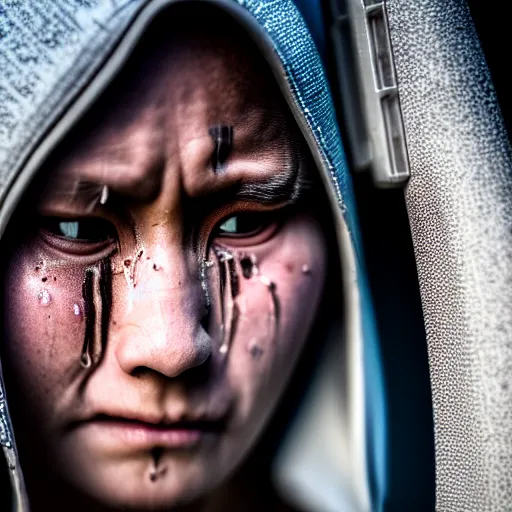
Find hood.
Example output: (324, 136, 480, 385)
(0, 1, 386, 510)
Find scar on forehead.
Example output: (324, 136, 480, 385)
(208, 124, 233, 173)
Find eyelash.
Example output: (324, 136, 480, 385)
(214, 211, 277, 238)
(40, 217, 116, 243)
(37, 217, 119, 259)
(38, 205, 287, 258)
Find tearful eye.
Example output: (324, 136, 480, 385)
(215, 212, 275, 238)
(41, 217, 116, 243)
(59, 221, 79, 239)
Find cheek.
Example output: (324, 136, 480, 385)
(2, 241, 86, 417)
(225, 214, 327, 415)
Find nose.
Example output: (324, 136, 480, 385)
(114, 244, 211, 379)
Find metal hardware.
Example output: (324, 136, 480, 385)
(328, 0, 410, 187)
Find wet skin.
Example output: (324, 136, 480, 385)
(1, 14, 328, 512)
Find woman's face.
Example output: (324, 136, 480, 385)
(1, 23, 328, 510)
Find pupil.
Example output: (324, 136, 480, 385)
(59, 221, 79, 239)
(218, 213, 266, 236)
(48, 218, 114, 242)
(220, 217, 237, 233)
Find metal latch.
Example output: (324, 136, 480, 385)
(328, 0, 410, 187)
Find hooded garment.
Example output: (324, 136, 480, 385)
(0, 1, 386, 510)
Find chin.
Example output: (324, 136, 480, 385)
(91, 482, 205, 511)
(60, 453, 221, 511)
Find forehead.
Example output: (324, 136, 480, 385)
(44, 7, 299, 200)
(93, 15, 284, 131)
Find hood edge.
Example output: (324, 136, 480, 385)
(0, 1, 372, 510)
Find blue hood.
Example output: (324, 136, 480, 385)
(0, 1, 386, 510)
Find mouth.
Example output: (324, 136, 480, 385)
(80, 414, 226, 450)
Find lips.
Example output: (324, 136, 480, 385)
(77, 413, 226, 450)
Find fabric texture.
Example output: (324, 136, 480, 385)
(386, 0, 512, 509)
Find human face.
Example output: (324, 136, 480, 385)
(1, 17, 328, 510)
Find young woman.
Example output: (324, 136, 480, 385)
(0, 1, 383, 510)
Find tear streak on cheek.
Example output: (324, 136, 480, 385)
(80, 258, 112, 369)
(207, 246, 281, 360)
(212, 246, 240, 356)
(113, 248, 145, 314)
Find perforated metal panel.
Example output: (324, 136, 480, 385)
(386, 0, 512, 509)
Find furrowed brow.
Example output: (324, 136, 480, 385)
(36, 176, 106, 213)
(232, 161, 313, 206)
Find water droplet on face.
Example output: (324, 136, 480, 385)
(249, 343, 264, 360)
(80, 352, 92, 369)
(37, 289, 51, 306)
(99, 185, 109, 205)
(240, 256, 255, 279)
(73, 304, 81, 316)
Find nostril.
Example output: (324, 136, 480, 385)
(130, 366, 145, 379)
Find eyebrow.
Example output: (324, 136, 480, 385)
(231, 163, 312, 206)
(41, 149, 313, 211)
(37, 177, 106, 213)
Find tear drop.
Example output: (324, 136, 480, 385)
(249, 342, 264, 360)
(99, 184, 109, 205)
(240, 255, 256, 279)
(37, 289, 51, 306)
(80, 352, 92, 369)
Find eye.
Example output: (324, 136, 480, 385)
(214, 212, 276, 239)
(41, 217, 116, 243)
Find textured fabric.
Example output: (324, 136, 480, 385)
(0, 1, 384, 510)
(0, 1, 142, 197)
(386, 0, 512, 510)
(0, 377, 11, 448)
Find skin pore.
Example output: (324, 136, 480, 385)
(1, 7, 329, 511)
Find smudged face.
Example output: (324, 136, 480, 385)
(1, 14, 328, 511)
